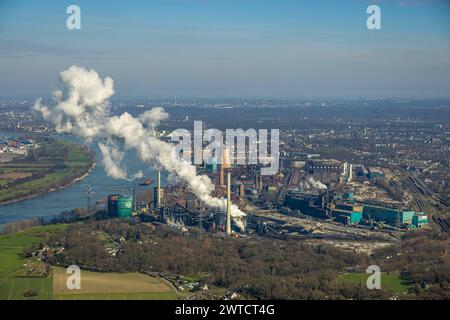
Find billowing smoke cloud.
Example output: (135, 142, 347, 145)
(139, 107, 169, 131)
(300, 177, 327, 190)
(98, 142, 143, 181)
(34, 66, 245, 228)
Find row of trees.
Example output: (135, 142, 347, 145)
(371, 229, 450, 299)
(11, 210, 450, 300)
(43, 220, 393, 300)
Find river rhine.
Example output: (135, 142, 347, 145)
(0, 133, 167, 225)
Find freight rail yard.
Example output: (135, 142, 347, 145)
(98, 149, 438, 253)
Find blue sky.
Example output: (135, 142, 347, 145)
(1, 0, 449, 98)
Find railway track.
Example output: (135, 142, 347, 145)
(409, 175, 430, 196)
(432, 216, 450, 234)
(401, 178, 426, 211)
(408, 174, 449, 209)
(414, 199, 425, 211)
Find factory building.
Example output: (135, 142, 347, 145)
(362, 205, 414, 226)
(284, 192, 330, 218)
(283, 192, 428, 229)
(306, 159, 342, 175)
(367, 167, 385, 180)
(332, 209, 362, 225)
(108, 194, 133, 218)
(343, 192, 354, 201)
(412, 214, 429, 228)
(284, 159, 306, 169)
(334, 202, 363, 213)
(353, 164, 365, 177)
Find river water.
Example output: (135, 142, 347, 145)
(0, 133, 167, 225)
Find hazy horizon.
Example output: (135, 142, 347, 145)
(1, 0, 450, 98)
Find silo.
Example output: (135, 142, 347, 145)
(107, 194, 120, 217)
(206, 157, 218, 173)
(117, 195, 133, 218)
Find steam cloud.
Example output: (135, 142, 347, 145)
(34, 66, 245, 228)
(300, 177, 327, 190)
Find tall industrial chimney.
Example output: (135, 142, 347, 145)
(154, 170, 162, 209)
(157, 170, 161, 208)
(226, 171, 231, 236)
(343, 161, 348, 176)
(220, 165, 224, 187)
(132, 187, 136, 211)
(220, 146, 231, 187)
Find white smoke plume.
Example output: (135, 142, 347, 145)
(139, 107, 169, 131)
(98, 142, 143, 181)
(98, 142, 128, 180)
(300, 177, 327, 190)
(34, 66, 245, 228)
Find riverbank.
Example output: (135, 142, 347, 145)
(0, 136, 162, 225)
(0, 139, 95, 206)
(0, 161, 96, 206)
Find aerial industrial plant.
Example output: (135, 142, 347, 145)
(102, 151, 430, 245)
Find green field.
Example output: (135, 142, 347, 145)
(337, 272, 412, 294)
(0, 225, 67, 300)
(0, 278, 53, 300)
(0, 225, 178, 300)
(0, 140, 92, 203)
(53, 268, 178, 300)
(0, 224, 68, 278)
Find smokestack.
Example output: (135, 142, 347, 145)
(35, 66, 247, 225)
(226, 171, 231, 236)
(154, 170, 162, 209)
(157, 170, 161, 208)
(220, 146, 231, 187)
(220, 165, 224, 186)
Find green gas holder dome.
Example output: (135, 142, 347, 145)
(116, 195, 133, 218)
(108, 194, 132, 218)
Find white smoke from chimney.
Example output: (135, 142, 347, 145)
(300, 177, 327, 190)
(98, 142, 143, 181)
(98, 142, 128, 180)
(34, 65, 245, 223)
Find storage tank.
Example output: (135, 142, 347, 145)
(107, 194, 120, 217)
(117, 195, 133, 218)
(206, 157, 218, 173)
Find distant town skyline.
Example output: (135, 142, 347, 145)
(1, 0, 450, 98)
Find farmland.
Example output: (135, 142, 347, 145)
(0, 224, 67, 278)
(53, 268, 178, 300)
(0, 139, 93, 204)
(0, 225, 178, 300)
(0, 277, 52, 300)
(337, 272, 413, 295)
(0, 225, 66, 300)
